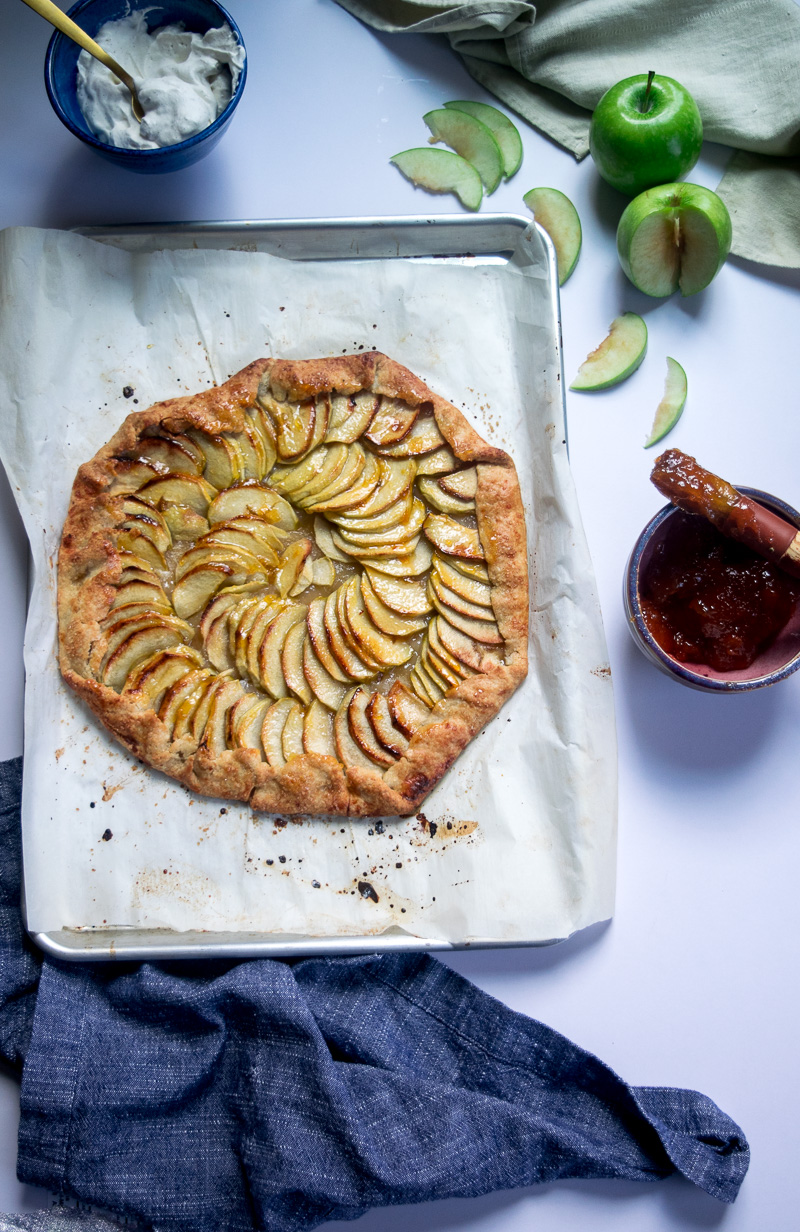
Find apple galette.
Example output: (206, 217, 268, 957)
(58, 353, 528, 816)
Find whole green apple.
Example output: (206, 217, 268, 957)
(590, 73, 703, 197)
(617, 182, 732, 297)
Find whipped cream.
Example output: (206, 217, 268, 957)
(76, 10, 244, 150)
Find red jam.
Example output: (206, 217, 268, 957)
(640, 514, 800, 671)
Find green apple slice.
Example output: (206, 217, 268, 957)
(390, 148, 483, 212)
(570, 313, 648, 392)
(644, 358, 688, 448)
(422, 109, 503, 194)
(523, 187, 582, 286)
(444, 100, 522, 179)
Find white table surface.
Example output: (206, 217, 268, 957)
(2, 1, 800, 1227)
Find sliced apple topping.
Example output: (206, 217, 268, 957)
(228, 694, 269, 753)
(449, 555, 490, 585)
(258, 391, 318, 461)
(314, 516, 351, 563)
(170, 673, 217, 744)
(433, 554, 493, 609)
(261, 698, 295, 768)
(116, 529, 166, 572)
(303, 699, 337, 758)
(277, 539, 313, 599)
(366, 692, 409, 759)
(110, 458, 166, 494)
(137, 473, 218, 515)
(103, 628, 191, 693)
(378, 414, 446, 458)
(111, 579, 170, 610)
(420, 636, 459, 692)
(281, 619, 313, 705)
(121, 646, 205, 708)
(100, 610, 192, 671)
(302, 444, 366, 509)
(440, 468, 477, 500)
(429, 572, 496, 624)
(186, 430, 245, 489)
(311, 558, 336, 587)
(336, 497, 428, 550)
(136, 432, 205, 475)
(387, 679, 432, 738)
(365, 538, 433, 578)
(103, 601, 175, 627)
(307, 451, 382, 515)
(172, 561, 239, 619)
(158, 668, 214, 732)
(303, 634, 348, 710)
(199, 525, 279, 567)
(204, 610, 237, 673)
(348, 687, 398, 768)
(423, 513, 485, 561)
(429, 596, 503, 645)
(364, 569, 432, 616)
(281, 701, 306, 761)
(335, 459, 417, 523)
(410, 662, 444, 707)
(230, 597, 273, 681)
(360, 572, 427, 636)
(324, 589, 376, 681)
(334, 689, 378, 773)
(243, 600, 282, 686)
(417, 477, 475, 515)
(207, 484, 297, 530)
(363, 398, 419, 447)
(435, 614, 502, 672)
(161, 503, 210, 540)
(198, 677, 248, 755)
(427, 616, 473, 679)
(416, 445, 459, 476)
(307, 598, 349, 684)
(343, 576, 414, 669)
(257, 606, 307, 699)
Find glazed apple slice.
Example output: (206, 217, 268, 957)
(523, 187, 582, 286)
(429, 593, 503, 645)
(271, 445, 333, 496)
(217, 517, 288, 551)
(303, 699, 337, 758)
(337, 579, 384, 673)
(416, 445, 459, 476)
(428, 616, 473, 678)
(324, 589, 376, 680)
(417, 477, 475, 516)
(110, 579, 170, 610)
(336, 498, 428, 549)
(116, 529, 166, 571)
(362, 539, 433, 577)
(439, 468, 477, 500)
(335, 459, 417, 523)
(102, 629, 189, 693)
(229, 694, 269, 753)
(174, 543, 266, 584)
(305, 395, 331, 456)
(422, 638, 461, 691)
(186, 430, 244, 490)
(364, 569, 432, 615)
(390, 147, 483, 211)
(281, 619, 313, 705)
(169, 674, 216, 743)
(158, 668, 213, 733)
(570, 313, 648, 391)
(302, 445, 366, 508)
(238, 420, 269, 480)
(332, 529, 422, 561)
(257, 607, 307, 698)
(198, 677, 248, 755)
(410, 663, 444, 707)
(199, 581, 267, 642)
(343, 577, 414, 669)
(444, 100, 523, 179)
(433, 555, 493, 608)
(246, 406, 278, 476)
(430, 572, 496, 623)
(203, 526, 279, 566)
(100, 611, 191, 668)
(309, 452, 382, 515)
(281, 701, 306, 761)
(360, 572, 427, 636)
(307, 597, 350, 684)
(424, 107, 503, 194)
(311, 558, 336, 587)
(101, 601, 173, 628)
(109, 458, 165, 494)
(292, 445, 350, 504)
(259, 392, 317, 461)
(423, 514, 485, 561)
(644, 357, 688, 448)
(449, 556, 490, 585)
(187, 674, 224, 746)
(137, 473, 218, 515)
(136, 432, 204, 475)
(348, 688, 397, 768)
(325, 393, 379, 444)
(231, 597, 273, 680)
(334, 689, 379, 772)
(378, 415, 446, 458)
(207, 484, 297, 530)
(366, 692, 409, 759)
(122, 646, 205, 707)
(387, 679, 432, 738)
(161, 503, 209, 540)
(117, 553, 160, 583)
(204, 610, 237, 673)
(363, 398, 419, 447)
(276, 539, 313, 599)
(172, 561, 238, 618)
(303, 634, 348, 710)
(314, 516, 351, 563)
(261, 698, 295, 768)
(244, 600, 282, 685)
(435, 613, 501, 672)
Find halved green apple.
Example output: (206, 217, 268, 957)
(423, 109, 503, 194)
(444, 100, 522, 179)
(617, 182, 732, 297)
(390, 148, 483, 212)
(644, 357, 688, 448)
(523, 187, 582, 286)
(570, 313, 647, 392)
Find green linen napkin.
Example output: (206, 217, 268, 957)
(336, 0, 800, 268)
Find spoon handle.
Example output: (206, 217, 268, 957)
(20, 0, 142, 113)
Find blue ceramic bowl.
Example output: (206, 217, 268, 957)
(624, 489, 800, 692)
(44, 0, 246, 173)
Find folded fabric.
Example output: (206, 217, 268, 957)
(0, 758, 749, 1232)
(336, 0, 800, 267)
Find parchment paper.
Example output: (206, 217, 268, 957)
(0, 224, 616, 943)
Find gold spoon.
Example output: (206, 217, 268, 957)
(22, 0, 144, 122)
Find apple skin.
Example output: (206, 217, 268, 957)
(616, 182, 732, 297)
(590, 74, 703, 197)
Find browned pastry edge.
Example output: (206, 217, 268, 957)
(58, 353, 529, 816)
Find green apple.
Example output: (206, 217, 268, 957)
(590, 72, 703, 197)
(644, 358, 687, 447)
(617, 182, 732, 297)
(444, 100, 523, 179)
(523, 187, 581, 285)
(570, 313, 647, 391)
(423, 109, 503, 194)
(390, 147, 483, 211)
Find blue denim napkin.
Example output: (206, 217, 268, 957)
(0, 757, 748, 1231)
